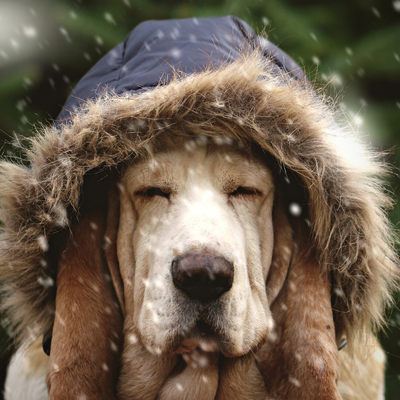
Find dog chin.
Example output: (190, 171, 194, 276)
(173, 336, 263, 361)
(175, 321, 221, 354)
(162, 320, 263, 359)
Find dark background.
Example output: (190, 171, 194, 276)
(0, 0, 399, 398)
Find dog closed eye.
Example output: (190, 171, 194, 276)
(228, 186, 262, 197)
(135, 187, 171, 199)
(136, 185, 263, 202)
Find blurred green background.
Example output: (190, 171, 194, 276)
(0, 0, 399, 398)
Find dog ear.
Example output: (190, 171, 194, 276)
(258, 199, 341, 399)
(265, 191, 293, 305)
(46, 175, 123, 400)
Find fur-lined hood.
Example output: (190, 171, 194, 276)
(0, 17, 397, 346)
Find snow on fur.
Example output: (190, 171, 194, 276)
(0, 51, 398, 345)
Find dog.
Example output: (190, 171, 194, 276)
(5, 136, 389, 400)
(1, 24, 397, 399)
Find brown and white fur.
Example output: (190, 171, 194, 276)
(1, 52, 397, 399)
(6, 140, 387, 399)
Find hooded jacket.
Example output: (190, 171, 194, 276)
(0, 16, 397, 348)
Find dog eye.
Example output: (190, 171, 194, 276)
(229, 186, 262, 197)
(136, 187, 170, 199)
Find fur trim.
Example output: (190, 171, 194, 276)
(0, 51, 398, 344)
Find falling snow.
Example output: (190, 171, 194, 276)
(116, 182, 126, 193)
(129, 333, 138, 344)
(170, 48, 182, 59)
(289, 203, 302, 217)
(23, 77, 33, 86)
(170, 27, 180, 40)
(371, 7, 381, 18)
(345, 47, 353, 56)
(175, 383, 183, 392)
(213, 136, 233, 146)
(22, 25, 37, 38)
(289, 377, 301, 387)
(333, 287, 344, 297)
(37, 234, 49, 252)
(331, 74, 343, 86)
(16, 99, 27, 112)
(10, 39, 19, 50)
(59, 27, 71, 43)
(268, 330, 278, 343)
(0, 7, 398, 398)
(37, 276, 54, 288)
(104, 12, 116, 25)
(312, 56, 320, 66)
(110, 340, 118, 352)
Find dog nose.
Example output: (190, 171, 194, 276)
(172, 254, 234, 302)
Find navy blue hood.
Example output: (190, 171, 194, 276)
(57, 16, 304, 122)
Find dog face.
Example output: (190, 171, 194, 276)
(45, 138, 342, 400)
(117, 139, 275, 358)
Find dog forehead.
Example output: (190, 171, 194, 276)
(123, 140, 274, 188)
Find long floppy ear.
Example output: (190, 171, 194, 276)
(46, 176, 123, 400)
(258, 198, 341, 399)
(265, 191, 293, 306)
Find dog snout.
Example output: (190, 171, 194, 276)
(171, 254, 234, 302)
